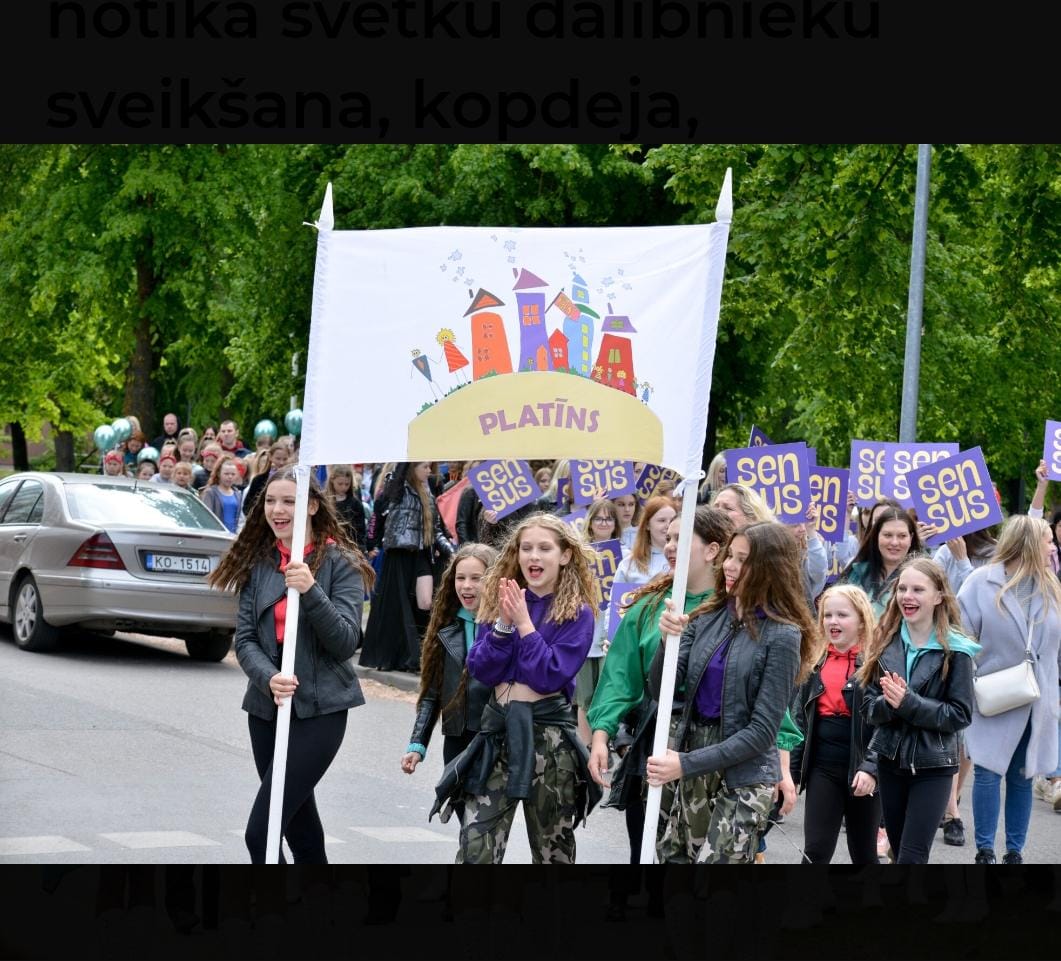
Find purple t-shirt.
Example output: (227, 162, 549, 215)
(466, 590, 595, 701)
(694, 632, 734, 721)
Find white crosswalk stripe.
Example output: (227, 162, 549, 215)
(0, 836, 91, 856)
(99, 831, 221, 849)
(350, 826, 453, 843)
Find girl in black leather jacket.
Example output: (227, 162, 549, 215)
(858, 557, 979, 864)
(400, 543, 498, 816)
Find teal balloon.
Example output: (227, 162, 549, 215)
(138, 446, 159, 465)
(284, 409, 303, 436)
(93, 425, 116, 451)
(254, 419, 278, 442)
(111, 417, 132, 443)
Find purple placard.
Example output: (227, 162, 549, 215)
(906, 446, 1004, 547)
(748, 425, 774, 447)
(825, 545, 844, 586)
(807, 447, 817, 468)
(467, 460, 540, 520)
(1045, 420, 1061, 482)
(556, 476, 570, 508)
(634, 463, 683, 504)
(570, 460, 637, 506)
(725, 442, 812, 523)
(559, 506, 588, 539)
(810, 467, 850, 544)
(606, 581, 642, 641)
(849, 440, 960, 508)
(589, 539, 623, 613)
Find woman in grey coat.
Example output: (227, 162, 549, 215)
(957, 515, 1061, 864)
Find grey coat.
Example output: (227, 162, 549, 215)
(235, 544, 366, 721)
(957, 563, 1061, 777)
(647, 605, 801, 788)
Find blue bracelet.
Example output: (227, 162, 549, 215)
(406, 742, 427, 758)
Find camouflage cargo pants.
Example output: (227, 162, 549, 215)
(656, 717, 774, 864)
(457, 725, 580, 864)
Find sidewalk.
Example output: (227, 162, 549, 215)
(351, 649, 421, 694)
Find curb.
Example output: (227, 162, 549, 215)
(351, 652, 421, 694)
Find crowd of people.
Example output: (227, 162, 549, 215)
(182, 428, 1061, 872)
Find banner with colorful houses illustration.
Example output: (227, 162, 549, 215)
(299, 222, 726, 472)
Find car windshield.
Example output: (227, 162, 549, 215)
(64, 482, 229, 532)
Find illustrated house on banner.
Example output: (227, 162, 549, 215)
(465, 287, 513, 380)
(550, 273, 598, 377)
(548, 328, 570, 369)
(513, 268, 553, 372)
(592, 304, 637, 395)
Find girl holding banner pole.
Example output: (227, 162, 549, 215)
(645, 521, 817, 863)
(430, 513, 601, 863)
(210, 468, 373, 864)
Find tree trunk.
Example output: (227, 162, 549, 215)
(124, 252, 158, 436)
(8, 422, 29, 471)
(54, 430, 75, 472)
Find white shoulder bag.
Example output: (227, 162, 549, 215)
(972, 623, 1040, 717)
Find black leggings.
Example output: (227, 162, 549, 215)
(802, 762, 881, 864)
(877, 761, 956, 864)
(246, 710, 348, 864)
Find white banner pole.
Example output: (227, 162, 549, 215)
(639, 171, 732, 865)
(264, 465, 312, 863)
(639, 471, 703, 864)
(264, 186, 333, 864)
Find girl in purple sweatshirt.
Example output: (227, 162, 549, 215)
(431, 512, 602, 863)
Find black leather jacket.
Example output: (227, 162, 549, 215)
(791, 650, 878, 791)
(408, 619, 491, 749)
(646, 605, 801, 789)
(234, 544, 366, 720)
(862, 632, 974, 773)
(455, 485, 481, 544)
(372, 483, 454, 556)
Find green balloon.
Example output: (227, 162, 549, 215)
(138, 446, 160, 464)
(94, 425, 116, 451)
(111, 417, 132, 443)
(284, 409, 303, 436)
(254, 419, 278, 441)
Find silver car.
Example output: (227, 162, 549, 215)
(0, 472, 238, 661)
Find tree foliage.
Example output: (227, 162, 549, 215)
(0, 144, 1057, 503)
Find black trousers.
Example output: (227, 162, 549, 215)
(246, 710, 348, 864)
(802, 762, 881, 864)
(877, 761, 957, 864)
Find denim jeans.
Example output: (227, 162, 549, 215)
(1051, 707, 1061, 779)
(972, 718, 1033, 854)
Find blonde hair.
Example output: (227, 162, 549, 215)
(711, 483, 776, 523)
(992, 515, 1061, 617)
(477, 512, 597, 626)
(326, 464, 355, 499)
(814, 584, 876, 663)
(698, 452, 727, 500)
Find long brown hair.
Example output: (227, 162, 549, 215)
(627, 506, 735, 633)
(627, 495, 678, 575)
(694, 521, 820, 683)
(418, 543, 498, 720)
(208, 467, 374, 594)
(843, 506, 923, 588)
(856, 556, 968, 685)
(477, 512, 597, 625)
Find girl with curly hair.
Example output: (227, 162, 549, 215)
(431, 513, 602, 863)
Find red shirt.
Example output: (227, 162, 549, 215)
(273, 540, 316, 644)
(816, 644, 860, 717)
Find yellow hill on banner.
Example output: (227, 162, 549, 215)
(406, 371, 663, 462)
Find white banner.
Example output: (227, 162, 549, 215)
(300, 195, 730, 475)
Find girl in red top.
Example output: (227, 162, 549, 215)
(791, 584, 881, 863)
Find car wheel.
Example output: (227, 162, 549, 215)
(184, 631, 232, 662)
(13, 575, 61, 652)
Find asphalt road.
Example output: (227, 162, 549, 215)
(2, 625, 1059, 867)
